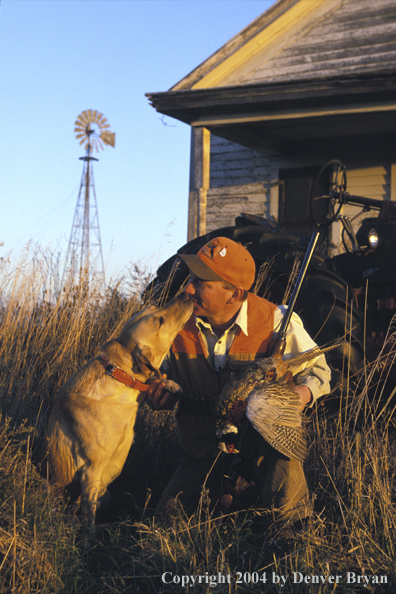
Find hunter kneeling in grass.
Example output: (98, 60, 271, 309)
(142, 237, 331, 527)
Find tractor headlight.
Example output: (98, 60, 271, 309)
(368, 228, 379, 249)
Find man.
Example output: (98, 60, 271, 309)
(145, 237, 331, 524)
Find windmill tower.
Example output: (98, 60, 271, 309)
(63, 110, 115, 285)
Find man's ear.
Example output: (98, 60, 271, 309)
(228, 287, 244, 304)
(132, 344, 161, 378)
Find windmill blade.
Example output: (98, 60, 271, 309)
(74, 120, 86, 131)
(82, 110, 94, 124)
(79, 111, 91, 125)
(96, 137, 104, 152)
(92, 110, 98, 122)
(100, 131, 116, 147)
(75, 117, 88, 130)
(97, 114, 107, 127)
(74, 128, 86, 138)
(75, 132, 87, 141)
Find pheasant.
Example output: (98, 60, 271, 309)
(215, 345, 337, 463)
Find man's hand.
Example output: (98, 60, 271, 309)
(293, 384, 312, 410)
(143, 374, 181, 410)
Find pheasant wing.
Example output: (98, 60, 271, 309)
(246, 382, 308, 463)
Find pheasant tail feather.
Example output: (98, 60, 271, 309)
(286, 342, 344, 369)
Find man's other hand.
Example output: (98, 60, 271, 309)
(293, 384, 312, 410)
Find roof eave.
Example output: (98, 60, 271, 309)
(147, 71, 396, 126)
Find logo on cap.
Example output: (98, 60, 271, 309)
(201, 238, 227, 260)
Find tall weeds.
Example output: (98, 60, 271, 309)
(0, 246, 395, 593)
(0, 246, 150, 430)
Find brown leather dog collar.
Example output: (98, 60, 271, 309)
(99, 353, 150, 392)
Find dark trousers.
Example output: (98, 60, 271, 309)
(156, 437, 312, 524)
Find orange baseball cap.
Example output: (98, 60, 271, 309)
(179, 237, 256, 291)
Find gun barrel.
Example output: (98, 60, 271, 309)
(276, 231, 320, 344)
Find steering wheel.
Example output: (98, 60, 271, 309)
(310, 160, 347, 228)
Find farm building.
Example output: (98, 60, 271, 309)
(146, 0, 396, 254)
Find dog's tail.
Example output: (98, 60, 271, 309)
(47, 432, 79, 489)
(32, 437, 51, 480)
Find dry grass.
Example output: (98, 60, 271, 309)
(0, 245, 150, 432)
(0, 246, 396, 593)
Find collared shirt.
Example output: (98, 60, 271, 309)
(196, 299, 249, 372)
(162, 301, 331, 405)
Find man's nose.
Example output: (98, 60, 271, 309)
(184, 279, 195, 295)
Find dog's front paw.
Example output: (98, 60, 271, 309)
(162, 379, 183, 395)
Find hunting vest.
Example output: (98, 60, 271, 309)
(170, 293, 277, 459)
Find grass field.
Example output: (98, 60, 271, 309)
(0, 248, 396, 593)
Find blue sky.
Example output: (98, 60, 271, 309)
(0, 0, 275, 282)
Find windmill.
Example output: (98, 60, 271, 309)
(63, 110, 115, 285)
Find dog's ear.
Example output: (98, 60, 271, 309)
(132, 345, 161, 378)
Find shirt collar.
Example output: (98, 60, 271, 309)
(234, 298, 248, 336)
(195, 299, 249, 336)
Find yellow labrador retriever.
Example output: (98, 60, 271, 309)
(46, 292, 193, 532)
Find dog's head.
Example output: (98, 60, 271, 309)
(118, 293, 193, 379)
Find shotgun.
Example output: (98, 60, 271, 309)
(269, 230, 320, 356)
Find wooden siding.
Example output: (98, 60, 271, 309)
(206, 134, 270, 232)
(225, 0, 396, 86)
(210, 134, 270, 188)
(206, 183, 269, 233)
(346, 165, 390, 202)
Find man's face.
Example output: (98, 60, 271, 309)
(184, 272, 233, 319)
